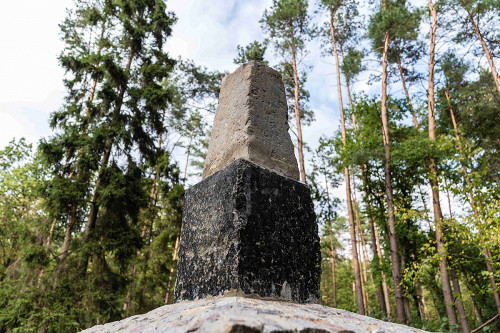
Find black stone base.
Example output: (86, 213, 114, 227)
(174, 159, 321, 303)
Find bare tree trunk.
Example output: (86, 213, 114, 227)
(451, 268, 471, 333)
(418, 185, 433, 231)
(401, 250, 412, 324)
(339, 44, 357, 132)
(397, 57, 420, 130)
(352, 177, 374, 312)
(164, 235, 180, 304)
(290, 27, 306, 183)
(381, 28, 406, 323)
(325, 173, 337, 307)
(462, 3, 500, 95)
(428, 1, 459, 326)
(329, 8, 364, 315)
(367, 199, 388, 317)
(374, 216, 392, 318)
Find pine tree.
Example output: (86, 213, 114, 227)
(234, 40, 269, 65)
(33, 0, 178, 329)
(261, 0, 315, 183)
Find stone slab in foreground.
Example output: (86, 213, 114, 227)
(175, 158, 321, 303)
(81, 296, 429, 333)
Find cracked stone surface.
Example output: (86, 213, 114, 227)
(80, 296, 429, 333)
(202, 61, 299, 180)
(175, 159, 321, 303)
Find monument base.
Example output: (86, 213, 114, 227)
(80, 297, 428, 333)
(174, 158, 321, 303)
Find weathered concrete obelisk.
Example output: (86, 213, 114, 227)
(174, 61, 321, 304)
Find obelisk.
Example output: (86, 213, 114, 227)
(174, 61, 321, 303)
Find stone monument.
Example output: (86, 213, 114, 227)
(174, 61, 321, 303)
(81, 62, 428, 333)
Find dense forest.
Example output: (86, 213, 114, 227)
(0, 0, 499, 332)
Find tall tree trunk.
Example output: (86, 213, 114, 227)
(462, 3, 500, 95)
(418, 185, 433, 231)
(339, 44, 357, 132)
(373, 209, 392, 318)
(367, 196, 388, 317)
(428, 1, 459, 326)
(352, 176, 375, 312)
(451, 267, 471, 333)
(381, 28, 406, 323)
(325, 173, 337, 307)
(164, 235, 180, 304)
(290, 26, 306, 183)
(329, 8, 364, 314)
(346, 59, 387, 316)
(397, 57, 420, 130)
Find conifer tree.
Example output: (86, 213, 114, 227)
(368, 0, 415, 323)
(31, 0, 178, 329)
(426, 0, 459, 327)
(319, 0, 365, 315)
(234, 40, 269, 65)
(261, 0, 315, 183)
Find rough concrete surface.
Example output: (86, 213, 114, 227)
(80, 296, 429, 333)
(175, 159, 321, 303)
(202, 61, 299, 180)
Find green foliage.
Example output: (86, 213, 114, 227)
(234, 40, 269, 65)
(368, 0, 423, 53)
(261, 0, 315, 125)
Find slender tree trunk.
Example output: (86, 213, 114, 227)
(290, 26, 306, 183)
(397, 57, 420, 130)
(165, 235, 180, 304)
(325, 173, 337, 307)
(381, 28, 406, 323)
(374, 216, 392, 318)
(329, 8, 364, 315)
(339, 44, 357, 132)
(428, 1, 459, 326)
(401, 250, 412, 324)
(462, 3, 500, 95)
(416, 283, 429, 320)
(352, 178, 374, 312)
(367, 197, 388, 317)
(443, 177, 453, 219)
(451, 268, 471, 333)
(418, 185, 433, 231)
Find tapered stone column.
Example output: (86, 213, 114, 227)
(174, 61, 321, 304)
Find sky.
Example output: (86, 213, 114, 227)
(0, 0, 459, 255)
(0, 0, 350, 184)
